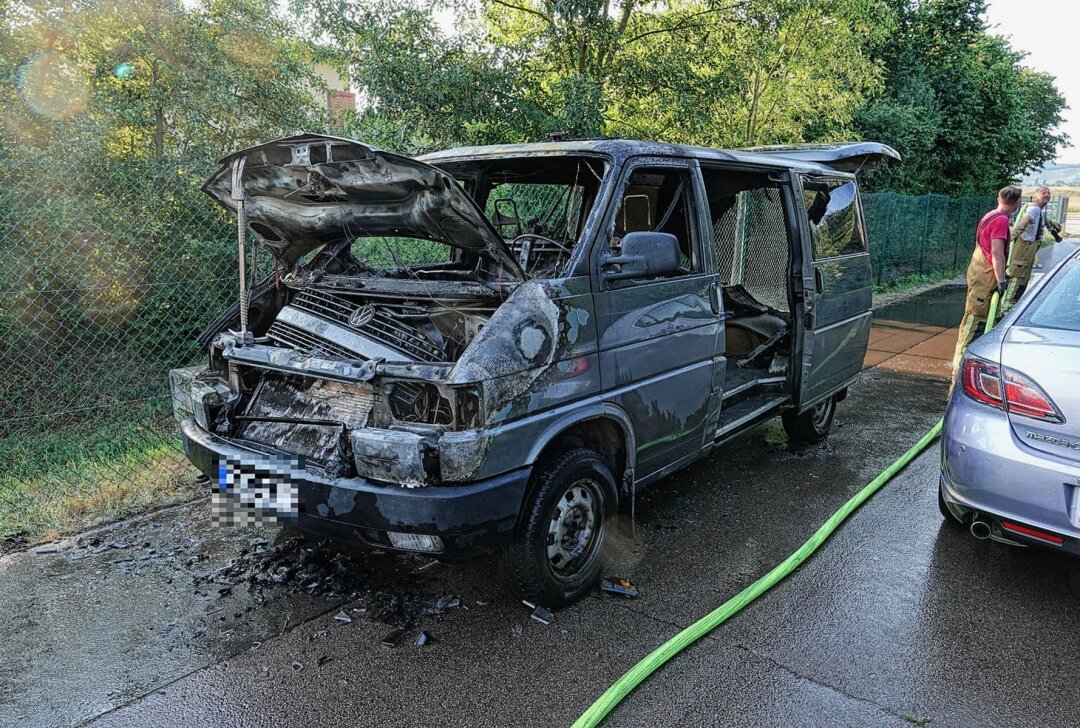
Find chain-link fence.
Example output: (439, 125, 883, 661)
(1042, 195, 1069, 226)
(0, 157, 238, 540)
(0, 157, 1008, 542)
(862, 191, 997, 284)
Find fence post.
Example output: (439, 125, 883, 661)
(952, 197, 965, 269)
(877, 191, 893, 284)
(918, 193, 931, 275)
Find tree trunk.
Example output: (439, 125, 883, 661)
(154, 106, 164, 162)
(745, 68, 761, 144)
(151, 58, 164, 161)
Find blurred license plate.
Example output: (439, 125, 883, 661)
(217, 457, 300, 516)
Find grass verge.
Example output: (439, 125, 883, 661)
(873, 269, 962, 296)
(0, 399, 203, 546)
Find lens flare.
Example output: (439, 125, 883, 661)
(16, 52, 90, 120)
(114, 63, 135, 80)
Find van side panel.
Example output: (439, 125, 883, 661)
(801, 255, 872, 404)
(796, 174, 874, 407)
(813, 256, 873, 326)
(596, 285, 718, 476)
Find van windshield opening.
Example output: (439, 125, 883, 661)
(440, 155, 608, 278)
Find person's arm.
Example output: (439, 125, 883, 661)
(991, 236, 1008, 292)
(1011, 213, 1032, 240)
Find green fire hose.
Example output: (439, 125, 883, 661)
(573, 293, 1001, 728)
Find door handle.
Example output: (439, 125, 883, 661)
(709, 281, 721, 315)
(814, 268, 824, 294)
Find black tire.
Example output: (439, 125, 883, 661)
(782, 396, 836, 443)
(507, 447, 614, 608)
(938, 485, 965, 527)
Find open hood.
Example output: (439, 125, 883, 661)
(203, 133, 524, 278)
(740, 142, 900, 173)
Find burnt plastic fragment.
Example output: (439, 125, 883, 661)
(601, 577, 639, 598)
(435, 595, 461, 611)
(530, 606, 555, 625)
(333, 610, 352, 624)
(381, 629, 406, 648)
(415, 631, 433, 647)
(291, 661, 304, 671)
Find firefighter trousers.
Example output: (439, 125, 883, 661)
(950, 245, 998, 387)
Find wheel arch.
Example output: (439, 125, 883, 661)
(524, 405, 636, 507)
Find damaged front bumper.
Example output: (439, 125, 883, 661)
(180, 418, 530, 559)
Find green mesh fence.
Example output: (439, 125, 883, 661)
(0, 155, 1001, 542)
(861, 191, 996, 284)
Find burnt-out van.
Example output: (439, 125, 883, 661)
(172, 134, 897, 605)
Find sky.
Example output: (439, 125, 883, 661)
(985, 0, 1080, 165)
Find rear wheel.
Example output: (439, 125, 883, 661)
(507, 447, 613, 608)
(782, 396, 836, 443)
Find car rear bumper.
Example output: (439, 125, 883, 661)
(181, 419, 530, 559)
(940, 395, 1080, 556)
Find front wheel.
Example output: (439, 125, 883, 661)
(782, 396, 836, 443)
(506, 448, 614, 608)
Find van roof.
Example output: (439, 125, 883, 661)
(419, 139, 898, 176)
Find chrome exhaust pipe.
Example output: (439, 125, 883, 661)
(970, 518, 992, 540)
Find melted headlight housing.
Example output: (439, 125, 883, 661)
(169, 366, 233, 431)
(383, 381, 484, 430)
(387, 382, 453, 425)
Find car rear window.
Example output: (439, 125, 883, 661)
(1019, 257, 1080, 332)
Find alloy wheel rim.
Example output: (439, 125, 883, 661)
(811, 399, 833, 429)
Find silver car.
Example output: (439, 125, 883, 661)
(940, 246, 1080, 552)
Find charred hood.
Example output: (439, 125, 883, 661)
(203, 133, 524, 277)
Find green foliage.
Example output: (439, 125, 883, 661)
(2, 0, 328, 162)
(0, 153, 233, 540)
(853, 0, 1067, 195)
(298, 0, 888, 151)
(298, 0, 1064, 192)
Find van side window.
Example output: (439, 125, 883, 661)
(611, 167, 698, 273)
(701, 169, 792, 312)
(801, 177, 866, 258)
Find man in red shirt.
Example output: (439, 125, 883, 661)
(950, 185, 1023, 378)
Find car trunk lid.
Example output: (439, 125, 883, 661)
(202, 133, 524, 278)
(1000, 326, 1080, 464)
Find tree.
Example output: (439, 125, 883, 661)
(853, 0, 1067, 194)
(301, 0, 888, 151)
(2, 0, 328, 162)
(299, 0, 558, 153)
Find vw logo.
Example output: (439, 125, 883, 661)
(348, 304, 376, 328)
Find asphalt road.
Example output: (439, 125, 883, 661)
(3, 287, 1079, 727)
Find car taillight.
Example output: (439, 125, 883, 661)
(960, 355, 1063, 423)
(1002, 369, 1064, 422)
(960, 357, 1003, 408)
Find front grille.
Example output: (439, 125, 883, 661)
(291, 288, 444, 362)
(266, 320, 359, 360)
(238, 375, 374, 463)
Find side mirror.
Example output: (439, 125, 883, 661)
(602, 231, 681, 282)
